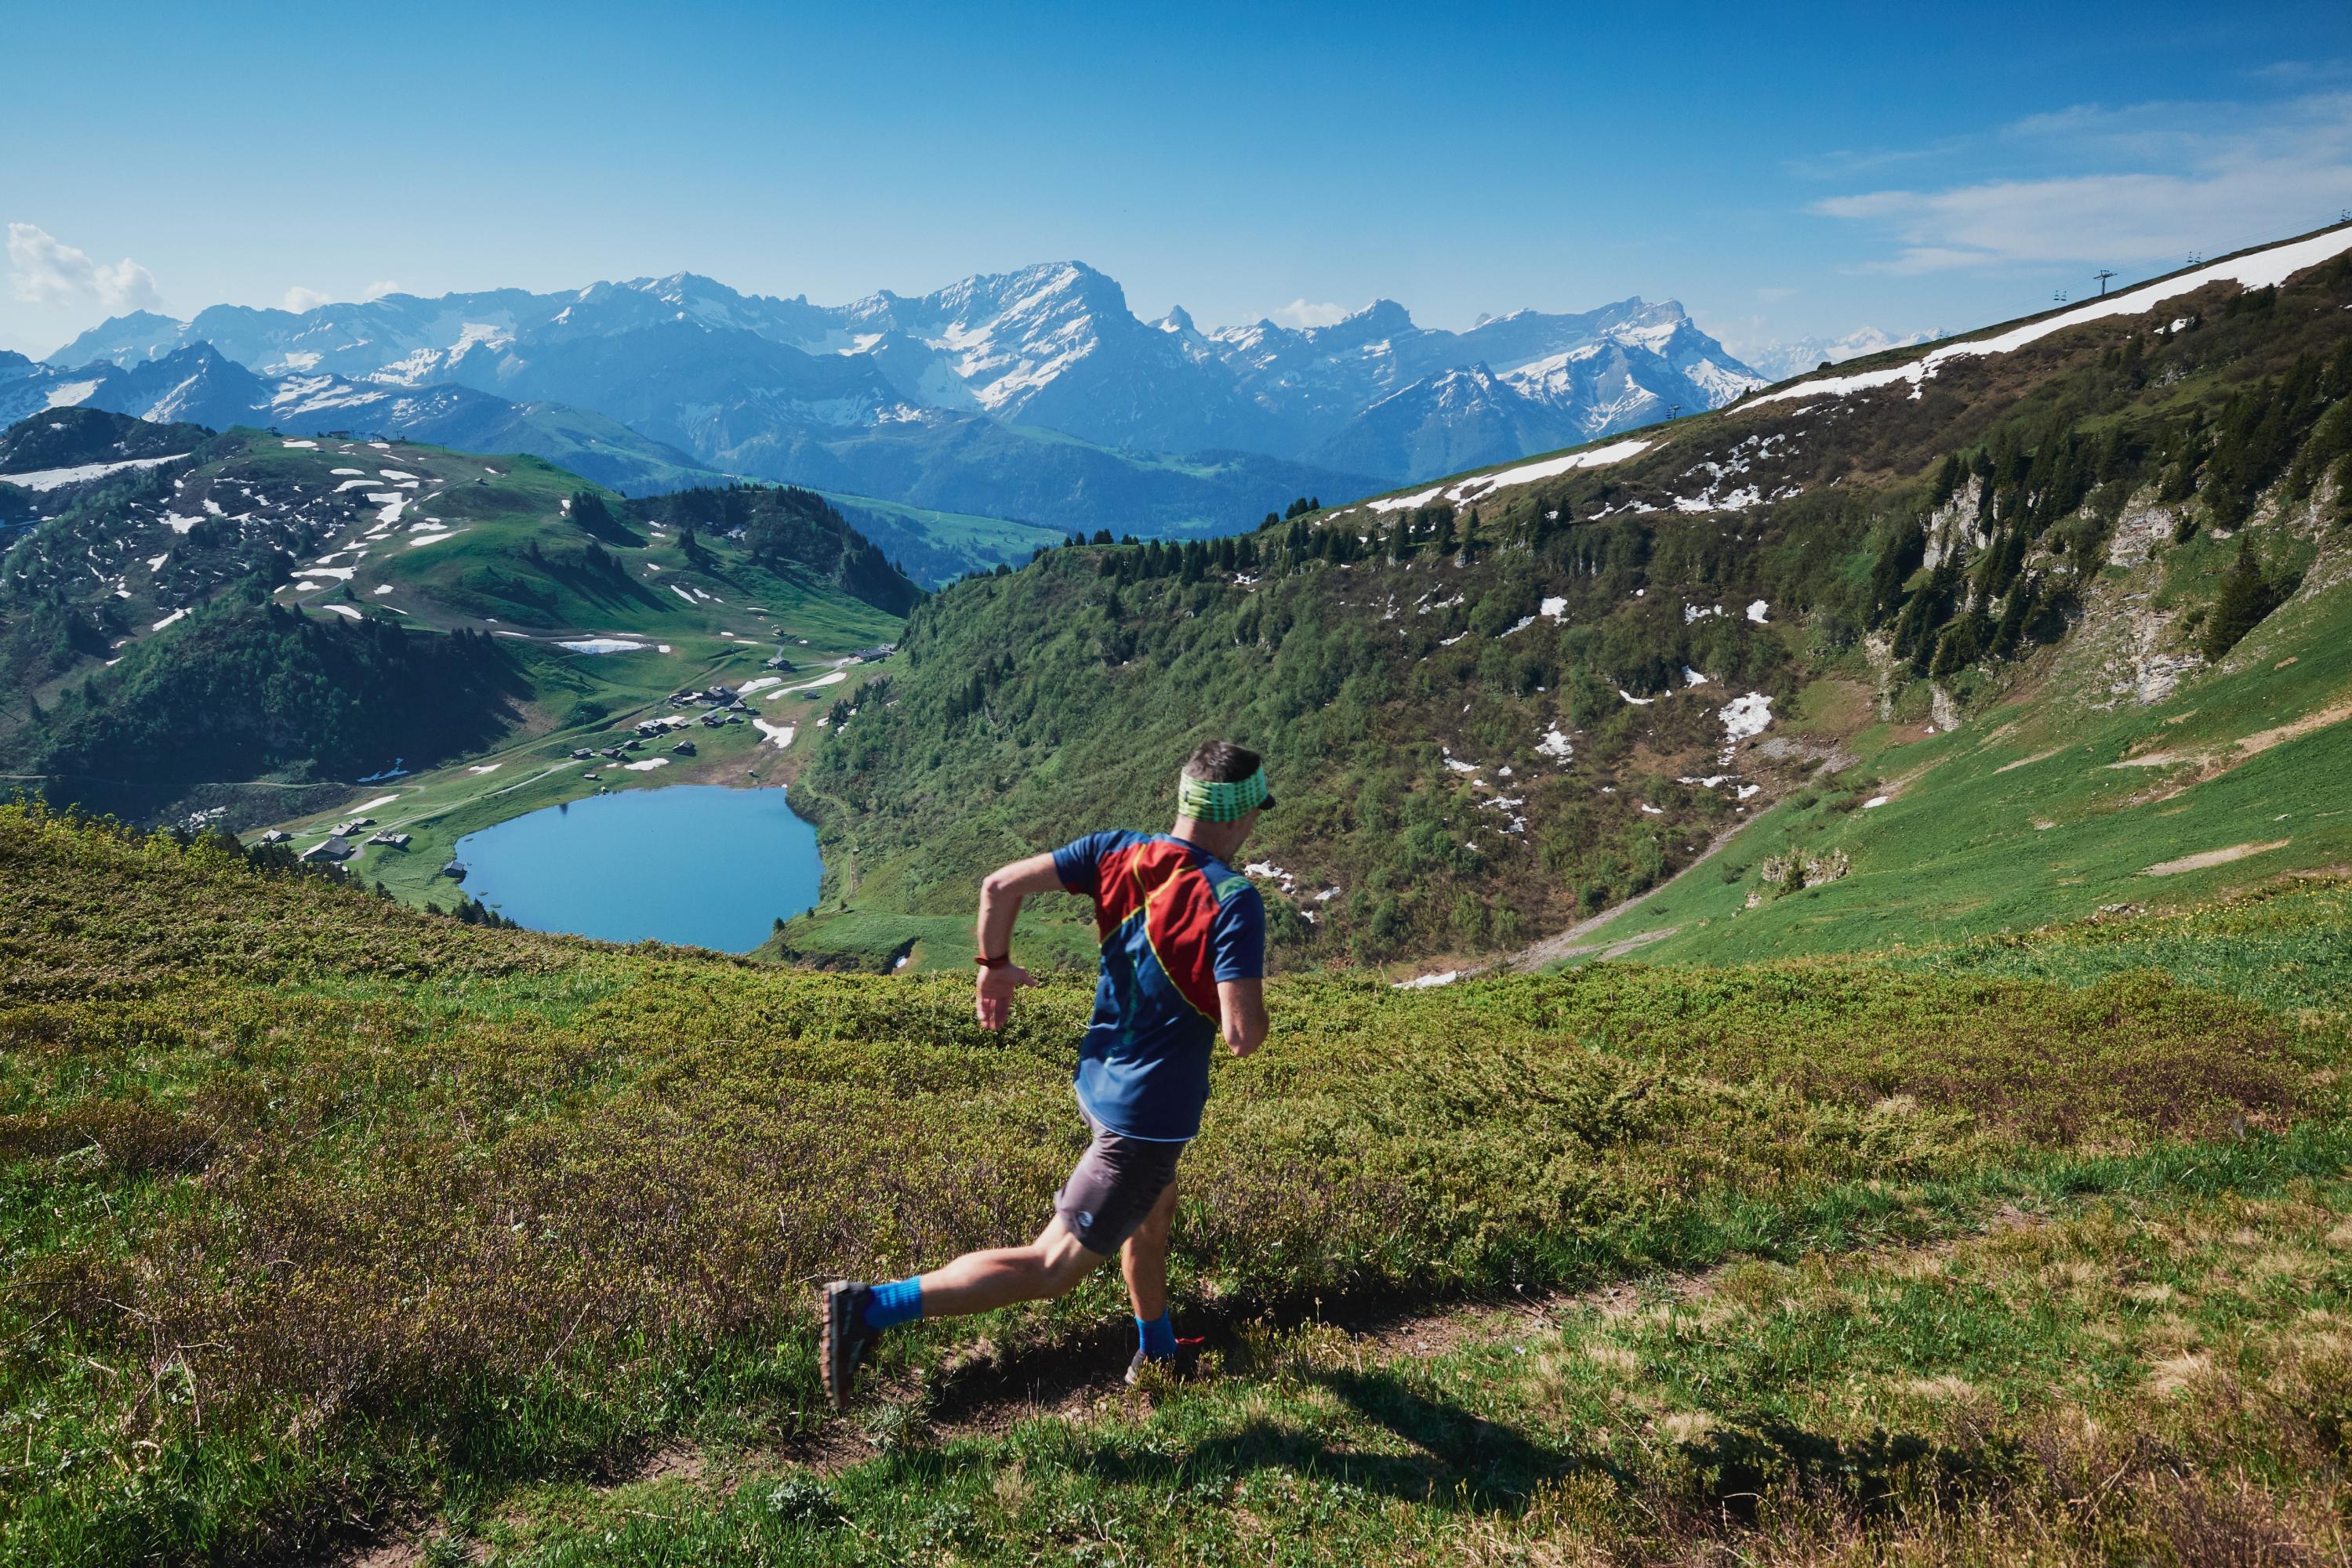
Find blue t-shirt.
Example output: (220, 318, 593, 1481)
(1051, 829, 1266, 1141)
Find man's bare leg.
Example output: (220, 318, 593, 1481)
(1120, 1179, 1179, 1322)
(913, 1216, 1104, 1317)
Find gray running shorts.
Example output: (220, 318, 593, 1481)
(1054, 1109, 1185, 1254)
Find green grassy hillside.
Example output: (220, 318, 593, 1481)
(789, 227, 2352, 974)
(2, 429, 913, 850)
(821, 490, 1069, 586)
(3, 804, 2347, 1563)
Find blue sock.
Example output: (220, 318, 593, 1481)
(1138, 1312, 1176, 1359)
(862, 1277, 924, 1331)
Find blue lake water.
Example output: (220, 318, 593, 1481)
(455, 785, 822, 953)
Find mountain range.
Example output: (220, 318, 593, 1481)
(1730, 325, 1945, 381)
(15, 263, 1764, 540)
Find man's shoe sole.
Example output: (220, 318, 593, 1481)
(820, 1281, 868, 1411)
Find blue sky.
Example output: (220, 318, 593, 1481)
(6, 0, 2351, 361)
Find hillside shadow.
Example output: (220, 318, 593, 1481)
(541, 555, 668, 615)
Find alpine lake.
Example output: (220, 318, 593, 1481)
(453, 785, 822, 953)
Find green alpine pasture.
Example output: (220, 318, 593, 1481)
(1579, 554, 2352, 971)
(3, 803, 2349, 1563)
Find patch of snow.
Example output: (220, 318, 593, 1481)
(1539, 595, 1567, 620)
(1618, 690, 1655, 706)
(374, 584, 394, 595)
(753, 719, 797, 748)
(151, 608, 189, 631)
(768, 670, 850, 696)
(1755, 228, 2352, 409)
(1367, 484, 1446, 515)
(1719, 692, 1774, 742)
(623, 757, 671, 771)
(1737, 783, 1761, 800)
(319, 604, 363, 620)
(42, 379, 100, 408)
(1393, 969, 1459, 990)
(1536, 724, 1573, 762)
(736, 676, 784, 695)
(1863, 795, 1890, 809)
(404, 530, 456, 548)
(281, 439, 318, 449)
(558, 638, 648, 655)
(1747, 599, 1769, 623)
(468, 763, 503, 775)
(0, 452, 191, 492)
(1443, 439, 1651, 504)
(355, 794, 401, 811)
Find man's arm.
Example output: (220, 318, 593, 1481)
(1217, 976, 1268, 1057)
(974, 851, 1069, 1029)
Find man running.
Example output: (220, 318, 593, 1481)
(820, 740, 1272, 1409)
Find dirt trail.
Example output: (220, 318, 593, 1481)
(1490, 814, 1759, 974)
(860, 1203, 2051, 1457)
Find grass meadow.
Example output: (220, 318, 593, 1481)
(2, 804, 2347, 1563)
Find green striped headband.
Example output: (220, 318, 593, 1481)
(1177, 765, 1272, 822)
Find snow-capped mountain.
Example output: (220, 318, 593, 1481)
(45, 261, 1766, 512)
(1732, 326, 1945, 383)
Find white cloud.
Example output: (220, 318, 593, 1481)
(1814, 92, 2352, 275)
(1272, 298, 1348, 328)
(283, 285, 335, 313)
(8, 223, 160, 312)
(361, 279, 401, 301)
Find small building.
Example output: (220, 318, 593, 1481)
(671, 739, 697, 756)
(699, 712, 728, 728)
(301, 835, 354, 862)
(765, 655, 796, 670)
(257, 829, 292, 845)
(623, 738, 644, 751)
(570, 748, 594, 760)
(441, 861, 466, 880)
(723, 713, 745, 725)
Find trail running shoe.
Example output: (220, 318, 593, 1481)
(1125, 1336, 1207, 1386)
(821, 1280, 876, 1411)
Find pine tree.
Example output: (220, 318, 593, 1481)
(2202, 537, 2273, 661)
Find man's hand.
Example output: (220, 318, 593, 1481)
(975, 962, 1039, 1030)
